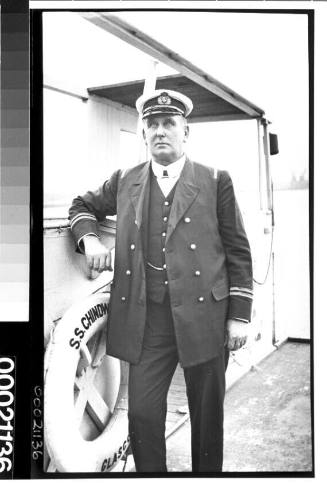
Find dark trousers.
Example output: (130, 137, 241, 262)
(128, 296, 229, 472)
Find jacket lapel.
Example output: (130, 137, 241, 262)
(128, 160, 200, 243)
(166, 159, 200, 243)
(128, 162, 150, 230)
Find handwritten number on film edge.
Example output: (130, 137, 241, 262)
(32, 386, 43, 461)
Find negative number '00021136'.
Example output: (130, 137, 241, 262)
(0, 357, 15, 474)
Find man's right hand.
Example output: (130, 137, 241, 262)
(83, 235, 113, 274)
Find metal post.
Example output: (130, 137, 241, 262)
(272, 251, 278, 346)
(262, 119, 273, 211)
(262, 119, 277, 347)
(257, 119, 264, 211)
(137, 60, 158, 163)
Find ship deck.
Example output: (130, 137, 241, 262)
(121, 341, 312, 473)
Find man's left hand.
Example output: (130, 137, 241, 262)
(224, 318, 248, 351)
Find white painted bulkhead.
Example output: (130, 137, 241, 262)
(43, 88, 136, 471)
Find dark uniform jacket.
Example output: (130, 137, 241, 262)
(69, 159, 253, 367)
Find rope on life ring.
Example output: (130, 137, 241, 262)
(44, 292, 129, 473)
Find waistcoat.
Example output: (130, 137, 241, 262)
(145, 170, 177, 303)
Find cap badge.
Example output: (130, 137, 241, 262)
(158, 93, 171, 105)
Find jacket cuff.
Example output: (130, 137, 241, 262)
(228, 295, 252, 322)
(70, 216, 100, 251)
(77, 233, 99, 254)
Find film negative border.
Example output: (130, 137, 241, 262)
(30, 7, 44, 479)
(0, 0, 30, 322)
(0, 1, 32, 479)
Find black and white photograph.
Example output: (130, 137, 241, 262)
(38, 4, 313, 476)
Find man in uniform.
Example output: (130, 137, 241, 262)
(69, 89, 253, 472)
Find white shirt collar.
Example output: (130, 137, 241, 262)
(151, 154, 186, 179)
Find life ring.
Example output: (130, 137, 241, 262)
(44, 292, 130, 473)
